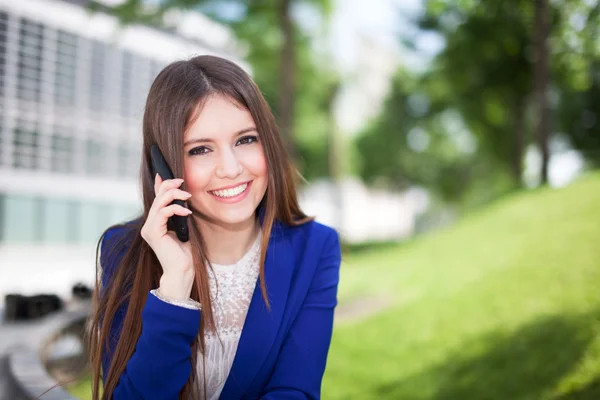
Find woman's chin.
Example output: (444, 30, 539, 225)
(206, 207, 257, 228)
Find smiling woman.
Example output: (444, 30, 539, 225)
(86, 55, 342, 400)
(183, 95, 268, 233)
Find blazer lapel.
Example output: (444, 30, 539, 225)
(220, 222, 294, 398)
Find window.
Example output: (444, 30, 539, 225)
(17, 18, 43, 104)
(0, 120, 4, 167)
(77, 201, 111, 243)
(55, 30, 77, 109)
(117, 145, 141, 178)
(0, 193, 5, 242)
(130, 53, 152, 119)
(111, 203, 140, 225)
(149, 60, 163, 87)
(50, 126, 74, 173)
(89, 39, 106, 113)
(0, 11, 9, 99)
(41, 197, 77, 243)
(120, 50, 132, 118)
(13, 119, 39, 170)
(2, 194, 42, 242)
(85, 138, 106, 175)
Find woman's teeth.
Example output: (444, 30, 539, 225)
(211, 183, 248, 198)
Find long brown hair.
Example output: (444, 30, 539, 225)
(87, 55, 311, 399)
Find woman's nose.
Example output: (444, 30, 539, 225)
(215, 148, 243, 179)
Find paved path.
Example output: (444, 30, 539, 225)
(334, 294, 394, 325)
(0, 301, 90, 399)
(0, 356, 28, 400)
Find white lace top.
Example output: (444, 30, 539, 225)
(152, 231, 262, 400)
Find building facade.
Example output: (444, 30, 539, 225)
(0, 0, 247, 301)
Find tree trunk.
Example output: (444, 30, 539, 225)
(326, 80, 344, 230)
(277, 0, 296, 160)
(512, 97, 526, 187)
(534, 0, 550, 185)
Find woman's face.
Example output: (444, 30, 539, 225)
(183, 94, 268, 228)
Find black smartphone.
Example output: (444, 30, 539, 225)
(150, 144, 189, 242)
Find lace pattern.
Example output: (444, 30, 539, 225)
(196, 230, 262, 400)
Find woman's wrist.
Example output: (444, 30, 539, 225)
(158, 272, 194, 300)
(150, 288, 201, 310)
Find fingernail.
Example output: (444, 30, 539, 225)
(185, 209, 193, 214)
(184, 192, 192, 198)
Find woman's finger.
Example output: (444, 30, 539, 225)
(152, 188, 192, 214)
(156, 177, 184, 198)
(154, 173, 162, 195)
(142, 203, 191, 243)
(157, 204, 193, 221)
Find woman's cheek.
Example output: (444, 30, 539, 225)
(244, 146, 267, 176)
(184, 158, 214, 194)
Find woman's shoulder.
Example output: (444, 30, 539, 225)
(99, 218, 141, 275)
(287, 219, 338, 239)
(279, 220, 341, 297)
(281, 219, 340, 255)
(102, 217, 141, 243)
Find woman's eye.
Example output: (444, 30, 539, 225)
(237, 135, 258, 146)
(188, 146, 211, 156)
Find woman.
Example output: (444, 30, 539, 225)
(87, 55, 342, 400)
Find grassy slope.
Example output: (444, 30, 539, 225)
(69, 173, 600, 399)
(323, 172, 600, 399)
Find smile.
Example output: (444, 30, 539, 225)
(209, 182, 250, 199)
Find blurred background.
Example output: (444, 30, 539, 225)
(0, 0, 599, 399)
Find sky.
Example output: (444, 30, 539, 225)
(328, 0, 445, 73)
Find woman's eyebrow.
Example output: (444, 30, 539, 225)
(184, 127, 257, 147)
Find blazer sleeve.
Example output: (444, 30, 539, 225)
(260, 228, 342, 399)
(100, 228, 201, 400)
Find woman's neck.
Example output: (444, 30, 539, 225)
(195, 216, 261, 265)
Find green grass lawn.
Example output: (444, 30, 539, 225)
(323, 172, 600, 399)
(68, 172, 600, 399)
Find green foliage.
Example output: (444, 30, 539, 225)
(356, 70, 501, 203)
(357, 0, 600, 203)
(324, 172, 600, 399)
(222, 1, 338, 179)
(556, 62, 600, 165)
(103, 0, 337, 180)
(421, 0, 534, 171)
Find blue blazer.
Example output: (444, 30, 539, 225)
(100, 218, 341, 399)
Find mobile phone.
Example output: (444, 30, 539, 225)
(150, 144, 189, 242)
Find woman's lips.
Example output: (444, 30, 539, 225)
(208, 181, 252, 203)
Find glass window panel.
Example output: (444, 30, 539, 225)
(120, 50, 132, 118)
(41, 197, 72, 242)
(85, 138, 106, 175)
(3, 194, 39, 242)
(50, 126, 73, 173)
(0, 11, 8, 99)
(17, 18, 43, 103)
(110, 203, 140, 226)
(77, 201, 111, 244)
(55, 30, 77, 108)
(13, 120, 39, 170)
(89, 40, 105, 112)
(0, 193, 5, 242)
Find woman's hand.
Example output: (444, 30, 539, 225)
(140, 174, 195, 300)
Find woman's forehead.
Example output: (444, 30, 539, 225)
(184, 95, 255, 141)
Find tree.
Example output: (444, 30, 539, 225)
(419, 0, 534, 188)
(553, 0, 600, 166)
(534, 0, 551, 184)
(96, 0, 332, 165)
